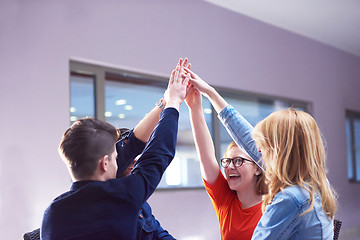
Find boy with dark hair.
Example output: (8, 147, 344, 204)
(41, 59, 189, 240)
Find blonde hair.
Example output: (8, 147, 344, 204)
(224, 141, 268, 195)
(252, 108, 337, 219)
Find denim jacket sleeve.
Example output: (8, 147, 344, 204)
(218, 105, 263, 167)
(251, 191, 300, 240)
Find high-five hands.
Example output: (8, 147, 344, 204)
(182, 58, 228, 113)
(182, 67, 213, 98)
(185, 84, 202, 111)
(165, 58, 191, 111)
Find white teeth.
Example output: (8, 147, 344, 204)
(229, 174, 239, 177)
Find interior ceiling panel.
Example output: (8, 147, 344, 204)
(204, 0, 360, 57)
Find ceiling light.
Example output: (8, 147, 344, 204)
(118, 113, 125, 119)
(124, 105, 133, 110)
(204, 108, 212, 114)
(70, 116, 78, 121)
(105, 111, 112, 117)
(70, 107, 76, 113)
(115, 99, 127, 105)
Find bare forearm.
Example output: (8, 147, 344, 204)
(185, 67, 228, 113)
(204, 86, 228, 114)
(133, 106, 162, 143)
(189, 107, 219, 184)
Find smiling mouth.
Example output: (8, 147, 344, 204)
(228, 174, 240, 179)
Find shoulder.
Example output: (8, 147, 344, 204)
(257, 188, 304, 231)
(280, 185, 311, 207)
(203, 171, 231, 196)
(204, 172, 237, 208)
(264, 185, 310, 215)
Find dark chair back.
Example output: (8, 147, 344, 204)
(333, 219, 342, 240)
(23, 228, 40, 240)
(23, 220, 343, 240)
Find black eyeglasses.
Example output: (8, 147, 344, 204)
(220, 157, 253, 168)
(117, 128, 131, 141)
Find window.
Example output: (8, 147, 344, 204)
(70, 73, 95, 123)
(70, 59, 308, 189)
(218, 93, 307, 158)
(346, 110, 360, 182)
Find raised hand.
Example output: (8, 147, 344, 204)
(183, 67, 213, 97)
(183, 66, 228, 113)
(181, 57, 191, 70)
(165, 59, 190, 111)
(185, 84, 202, 111)
(164, 58, 191, 103)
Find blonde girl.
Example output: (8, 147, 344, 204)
(185, 67, 337, 239)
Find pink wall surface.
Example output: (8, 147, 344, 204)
(1, 0, 360, 239)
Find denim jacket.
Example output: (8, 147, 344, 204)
(218, 105, 334, 239)
(252, 185, 333, 239)
(218, 105, 263, 169)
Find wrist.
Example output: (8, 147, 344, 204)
(188, 103, 202, 112)
(165, 99, 182, 111)
(155, 98, 166, 111)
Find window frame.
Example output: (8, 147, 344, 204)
(69, 58, 310, 189)
(346, 110, 360, 183)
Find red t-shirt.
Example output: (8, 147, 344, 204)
(204, 170, 263, 240)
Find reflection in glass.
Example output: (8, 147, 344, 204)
(345, 112, 360, 182)
(69, 65, 309, 188)
(346, 119, 354, 179)
(105, 81, 164, 128)
(354, 119, 360, 181)
(105, 80, 212, 188)
(70, 74, 95, 124)
(219, 96, 307, 160)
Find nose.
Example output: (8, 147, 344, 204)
(228, 160, 236, 169)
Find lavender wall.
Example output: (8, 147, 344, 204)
(1, 0, 359, 239)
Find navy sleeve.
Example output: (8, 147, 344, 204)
(123, 108, 179, 207)
(137, 202, 175, 240)
(116, 130, 146, 177)
(153, 218, 175, 240)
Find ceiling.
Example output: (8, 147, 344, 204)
(204, 0, 360, 58)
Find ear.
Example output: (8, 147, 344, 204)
(99, 155, 109, 172)
(254, 166, 262, 176)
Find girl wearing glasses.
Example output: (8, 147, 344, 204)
(184, 67, 337, 239)
(186, 86, 268, 240)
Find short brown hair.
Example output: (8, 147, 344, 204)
(59, 117, 118, 180)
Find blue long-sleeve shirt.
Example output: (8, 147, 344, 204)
(137, 202, 175, 240)
(41, 108, 179, 240)
(115, 128, 175, 239)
